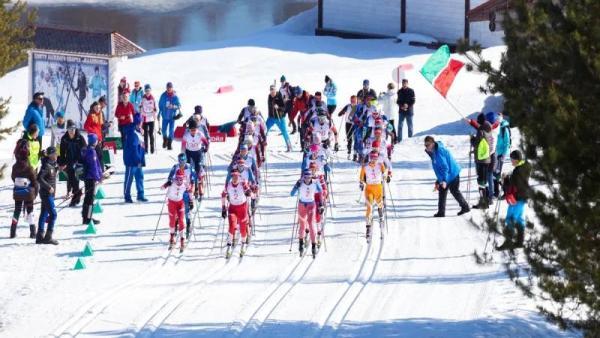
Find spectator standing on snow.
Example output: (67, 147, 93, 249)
(158, 82, 181, 150)
(59, 120, 86, 207)
(123, 114, 147, 203)
(23, 124, 41, 171)
(140, 84, 158, 154)
(496, 150, 531, 250)
(424, 136, 470, 218)
(323, 75, 337, 116)
(84, 101, 106, 171)
(266, 84, 292, 152)
(378, 83, 397, 141)
(23, 92, 46, 148)
(9, 139, 39, 239)
(130, 80, 144, 114)
(117, 77, 130, 98)
(493, 112, 511, 196)
(279, 75, 293, 121)
(50, 111, 67, 150)
(396, 79, 415, 142)
(36, 146, 59, 245)
(81, 134, 103, 226)
(114, 90, 135, 144)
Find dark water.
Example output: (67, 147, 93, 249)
(32, 0, 316, 51)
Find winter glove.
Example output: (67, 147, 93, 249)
(245, 189, 252, 197)
(334, 143, 339, 152)
(189, 200, 194, 210)
(318, 205, 325, 215)
(174, 112, 183, 120)
(386, 175, 391, 183)
(359, 182, 365, 191)
(434, 182, 439, 192)
(221, 206, 227, 219)
(162, 181, 172, 189)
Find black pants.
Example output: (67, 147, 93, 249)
(13, 200, 34, 223)
(476, 162, 489, 188)
(143, 122, 155, 153)
(345, 122, 355, 154)
(388, 119, 396, 142)
(95, 143, 105, 170)
(66, 166, 81, 195)
(438, 176, 469, 215)
(82, 179, 96, 223)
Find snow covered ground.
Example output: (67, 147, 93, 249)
(0, 8, 579, 338)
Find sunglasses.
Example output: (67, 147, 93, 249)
(35, 97, 44, 101)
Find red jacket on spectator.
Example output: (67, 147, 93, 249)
(84, 111, 104, 142)
(115, 101, 135, 127)
(291, 91, 310, 120)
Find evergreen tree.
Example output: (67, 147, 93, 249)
(459, 0, 600, 335)
(0, 0, 35, 179)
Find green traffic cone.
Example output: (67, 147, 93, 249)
(85, 222, 97, 234)
(95, 186, 106, 200)
(92, 201, 103, 214)
(73, 258, 86, 270)
(81, 242, 94, 257)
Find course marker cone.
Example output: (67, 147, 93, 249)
(82, 242, 94, 257)
(73, 258, 86, 270)
(92, 201, 103, 214)
(95, 186, 106, 200)
(85, 222, 97, 234)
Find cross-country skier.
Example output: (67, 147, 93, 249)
(308, 161, 327, 248)
(221, 168, 252, 258)
(266, 84, 292, 152)
(359, 151, 390, 242)
(291, 87, 310, 136)
(337, 95, 358, 160)
(291, 170, 323, 258)
(306, 109, 339, 152)
(181, 119, 209, 200)
(166, 153, 197, 239)
(162, 169, 190, 252)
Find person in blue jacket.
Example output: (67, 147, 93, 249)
(323, 75, 337, 116)
(493, 112, 511, 197)
(81, 133, 103, 225)
(23, 92, 46, 147)
(424, 136, 470, 217)
(123, 114, 146, 203)
(158, 82, 181, 150)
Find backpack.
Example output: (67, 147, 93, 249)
(14, 138, 29, 161)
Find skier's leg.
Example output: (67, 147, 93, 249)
(227, 207, 238, 245)
(238, 204, 249, 244)
(449, 176, 469, 212)
(307, 203, 316, 244)
(297, 203, 308, 241)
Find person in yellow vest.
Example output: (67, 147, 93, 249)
(470, 121, 493, 209)
(23, 124, 41, 171)
(359, 150, 391, 242)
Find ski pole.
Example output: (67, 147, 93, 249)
(328, 179, 336, 207)
(152, 191, 169, 241)
(385, 181, 398, 219)
(219, 218, 226, 252)
(289, 195, 299, 252)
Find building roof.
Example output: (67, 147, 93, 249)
(467, 0, 511, 22)
(33, 26, 145, 57)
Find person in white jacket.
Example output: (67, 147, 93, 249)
(378, 83, 397, 141)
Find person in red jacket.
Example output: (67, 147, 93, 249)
(114, 90, 135, 143)
(83, 101, 106, 170)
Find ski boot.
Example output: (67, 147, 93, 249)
(347, 153, 352, 160)
(298, 238, 304, 257)
(167, 138, 173, 150)
(352, 153, 357, 162)
(162, 137, 167, 149)
(225, 243, 233, 259)
(311, 242, 317, 259)
(378, 208, 385, 239)
(9, 219, 17, 238)
(186, 223, 191, 240)
(240, 242, 246, 257)
(180, 236, 185, 253)
(92, 218, 101, 225)
(472, 188, 489, 209)
(317, 230, 322, 249)
(168, 233, 176, 250)
(29, 224, 36, 239)
(366, 224, 372, 243)
(42, 230, 58, 245)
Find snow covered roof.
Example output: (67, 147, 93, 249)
(33, 26, 145, 57)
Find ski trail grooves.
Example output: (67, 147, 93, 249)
(51, 250, 174, 337)
(244, 257, 316, 338)
(318, 236, 383, 338)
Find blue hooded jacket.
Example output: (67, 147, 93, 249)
(427, 141, 461, 184)
(158, 92, 181, 121)
(23, 102, 45, 137)
(81, 146, 102, 181)
(495, 119, 511, 157)
(122, 123, 146, 167)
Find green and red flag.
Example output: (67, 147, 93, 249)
(420, 45, 465, 97)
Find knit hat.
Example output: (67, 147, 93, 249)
(88, 133, 98, 145)
(363, 79, 369, 86)
(166, 82, 173, 89)
(55, 111, 64, 118)
(46, 146, 57, 156)
(247, 99, 255, 107)
(188, 119, 198, 129)
(144, 84, 151, 91)
(485, 111, 498, 124)
(477, 113, 486, 126)
(325, 75, 330, 83)
(67, 119, 76, 129)
(510, 150, 523, 161)
(280, 75, 286, 82)
(194, 105, 203, 115)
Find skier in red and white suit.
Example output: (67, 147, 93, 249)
(162, 169, 192, 249)
(221, 168, 252, 251)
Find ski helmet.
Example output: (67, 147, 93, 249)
(178, 153, 187, 163)
(302, 170, 312, 179)
(372, 140, 381, 149)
